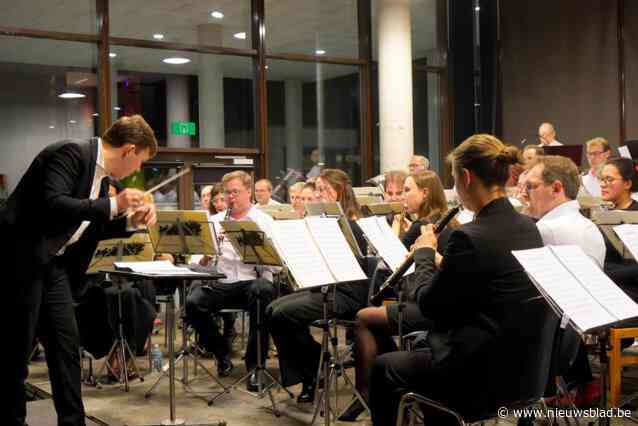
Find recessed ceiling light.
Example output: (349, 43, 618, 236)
(49, 125, 55, 129)
(233, 32, 247, 40)
(92, 113, 99, 117)
(211, 11, 224, 19)
(265, 65, 269, 69)
(58, 92, 86, 99)
(69, 120, 77, 124)
(475, 6, 480, 11)
(315, 49, 326, 55)
(163, 57, 191, 65)
(153, 33, 165, 40)
(113, 106, 121, 111)
(109, 52, 117, 58)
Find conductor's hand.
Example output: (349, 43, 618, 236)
(411, 224, 437, 252)
(116, 188, 145, 212)
(129, 203, 157, 228)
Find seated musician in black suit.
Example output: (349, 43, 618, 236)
(600, 157, 638, 300)
(369, 134, 544, 425)
(266, 168, 369, 403)
(339, 170, 455, 421)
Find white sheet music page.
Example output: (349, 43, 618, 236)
(614, 224, 638, 261)
(551, 245, 638, 322)
(619, 145, 632, 159)
(304, 217, 367, 283)
(113, 260, 208, 275)
(356, 217, 412, 275)
(271, 219, 335, 288)
(512, 246, 616, 332)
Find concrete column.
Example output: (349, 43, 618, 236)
(285, 80, 303, 171)
(198, 24, 225, 148)
(377, 0, 414, 172)
(166, 75, 191, 148)
(315, 63, 325, 164)
(111, 64, 119, 123)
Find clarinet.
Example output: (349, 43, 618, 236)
(369, 206, 460, 306)
(214, 203, 232, 268)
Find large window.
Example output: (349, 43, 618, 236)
(2, 1, 96, 34)
(0, 37, 98, 192)
(110, 46, 255, 148)
(267, 60, 361, 187)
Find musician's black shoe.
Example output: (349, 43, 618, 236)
(217, 357, 234, 377)
(246, 372, 260, 392)
(296, 379, 316, 403)
(337, 398, 366, 422)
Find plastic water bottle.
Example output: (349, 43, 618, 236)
(150, 344, 162, 372)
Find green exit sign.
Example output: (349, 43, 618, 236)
(170, 121, 196, 136)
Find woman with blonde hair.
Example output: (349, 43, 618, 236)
(339, 169, 454, 421)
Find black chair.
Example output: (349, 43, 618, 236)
(396, 296, 558, 425)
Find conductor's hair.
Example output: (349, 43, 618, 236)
(448, 134, 522, 188)
(102, 114, 158, 157)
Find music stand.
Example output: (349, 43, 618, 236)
(543, 145, 584, 167)
(145, 211, 232, 403)
(211, 220, 293, 413)
(106, 270, 226, 426)
(362, 202, 403, 217)
(91, 232, 154, 390)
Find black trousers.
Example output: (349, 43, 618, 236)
(370, 349, 459, 426)
(266, 282, 368, 387)
(185, 278, 275, 369)
(7, 256, 85, 426)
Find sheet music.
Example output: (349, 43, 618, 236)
(614, 224, 638, 261)
(304, 217, 367, 283)
(356, 216, 414, 275)
(512, 246, 616, 332)
(114, 260, 208, 276)
(551, 245, 638, 321)
(271, 220, 335, 288)
(619, 145, 632, 159)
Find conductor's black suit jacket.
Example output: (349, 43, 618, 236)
(0, 138, 129, 296)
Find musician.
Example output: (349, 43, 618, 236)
(538, 122, 563, 146)
(185, 171, 277, 391)
(200, 185, 214, 211)
(2, 115, 158, 426)
(339, 170, 454, 421)
(267, 168, 369, 403)
(408, 155, 429, 174)
(522, 145, 544, 165)
(369, 134, 543, 425)
(582, 137, 612, 197)
(208, 183, 227, 214)
(383, 170, 411, 237)
(600, 158, 638, 300)
(524, 155, 605, 407)
(254, 178, 281, 206)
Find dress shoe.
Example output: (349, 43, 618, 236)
(296, 380, 316, 403)
(217, 357, 234, 377)
(338, 398, 366, 422)
(246, 372, 260, 392)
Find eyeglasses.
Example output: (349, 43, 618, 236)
(223, 188, 243, 197)
(600, 176, 621, 185)
(586, 151, 605, 157)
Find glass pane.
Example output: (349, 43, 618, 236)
(2, 1, 96, 34)
(372, 0, 444, 65)
(267, 60, 361, 192)
(0, 36, 98, 193)
(109, 46, 255, 148)
(110, 1, 251, 50)
(266, 0, 358, 58)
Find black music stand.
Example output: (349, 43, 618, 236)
(212, 221, 293, 413)
(106, 270, 226, 426)
(543, 145, 584, 167)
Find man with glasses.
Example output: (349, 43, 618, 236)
(538, 122, 563, 146)
(524, 155, 605, 407)
(582, 137, 612, 196)
(185, 170, 277, 391)
(408, 155, 430, 174)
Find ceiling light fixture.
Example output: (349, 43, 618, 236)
(113, 107, 122, 111)
(58, 92, 86, 99)
(475, 6, 480, 11)
(315, 49, 326, 55)
(211, 11, 224, 19)
(92, 113, 99, 117)
(109, 52, 117, 58)
(153, 33, 165, 40)
(163, 57, 191, 65)
(233, 32, 247, 40)
(69, 120, 77, 124)
(49, 125, 55, 129)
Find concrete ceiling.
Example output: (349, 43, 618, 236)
(1, 0, 440, 82)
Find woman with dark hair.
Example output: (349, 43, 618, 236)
(369, 134, 545, 425)
(339, 170, 455, 421)
(208, 183, 227, 215)
(600, 157, 638, 301)
(267, 168, 371, 404)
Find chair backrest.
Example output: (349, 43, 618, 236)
(459, 296, 558, 420)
